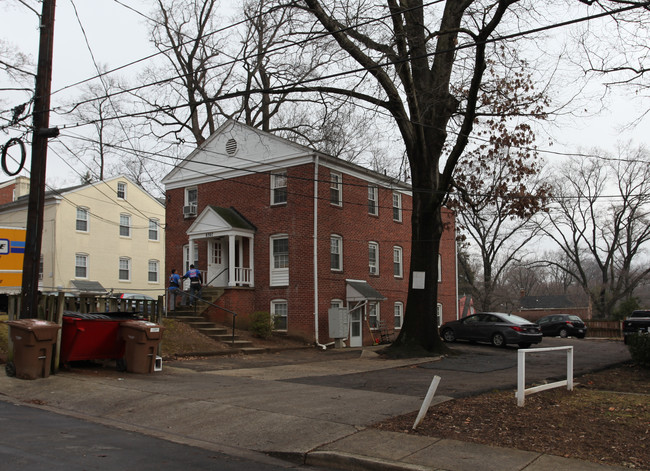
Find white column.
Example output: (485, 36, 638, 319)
(249, 236, 254, 287)
(228, 234, 236, 286)
(189, 238, 195, 266)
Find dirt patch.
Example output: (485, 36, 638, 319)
(374, 363, 650, 469)
(160, 318, 229, 357)
(159, 318, 312, 360)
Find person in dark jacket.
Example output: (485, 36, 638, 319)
(182, 264, 203, 305)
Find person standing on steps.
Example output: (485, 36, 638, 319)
(182, 264, 203, 306)
(168, 268, 181, 312)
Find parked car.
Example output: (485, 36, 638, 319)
(440, 312, 543, 348)
(118, 293, 156, 302)
(622, 310, 650, 344)
(110, 293, 157, 316)
(536, 314, 587, 339)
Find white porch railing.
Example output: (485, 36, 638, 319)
(234, 267, 253, 286)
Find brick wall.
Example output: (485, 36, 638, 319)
(166, 160, 457, 344)
(0, 183, 15, 205)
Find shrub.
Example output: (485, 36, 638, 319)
(249, 311, 272, 339)
(627, 333, 650, 368)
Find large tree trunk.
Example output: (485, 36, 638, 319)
(390, 157, 447, 353)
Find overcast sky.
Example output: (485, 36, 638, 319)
(2, 0, 649, 188)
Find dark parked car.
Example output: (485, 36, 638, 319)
(536, 314, 587, 339)
(440, 312, 543, 348)
(622, 310, 650, 344)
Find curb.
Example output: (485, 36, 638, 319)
(305, 451, 440, 471)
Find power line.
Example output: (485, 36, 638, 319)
(9, 0, 643, 130)
(60, 129, 650, 206)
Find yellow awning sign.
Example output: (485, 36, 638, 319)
(0, 227, 27, 287)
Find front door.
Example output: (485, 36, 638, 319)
(207, 239, 227, 286)
(349, 304, 364, 347)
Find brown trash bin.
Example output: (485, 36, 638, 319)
(120, 320, 164, 373)
(8, 319, 61, 380)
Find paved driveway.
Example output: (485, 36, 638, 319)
(171, 337, 630, 399)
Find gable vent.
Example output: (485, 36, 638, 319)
(225, 138, 238, 156)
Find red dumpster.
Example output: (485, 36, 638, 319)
(8, 319, 61, 380)
(60, 312, 140, 368)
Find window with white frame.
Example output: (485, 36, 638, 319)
(437, 303, 443, 327)
(270, 235, 289, 286)
(330, 235, 342, 271)
(330, 299, 343, 310)
(392, 192, 402, 222)
(149, 219, 159, 241)
(271, 171, 287, 205)
(271, 300, 288, 331)
(117, 181, 127, 199)
(438, 253, 442, 282)
(368, 302, 380, 329)
(393, 246, 403, 278)
(39, 254, 44, 280)
(394, 302, 403, 329)
(148, 260, 159, 283)
(330, 172, 342, 206)
(75, 253, 88, 278)
(212, 240, 222, 264)
(119, 214, 131, 237)
(119, 257, 131, 281)
(368, 184, 378, 215)
(184, 187, 198, 216)
(76, 207, 89, 232)
(369, 241, 379, 275)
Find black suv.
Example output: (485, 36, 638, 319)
(536, 314, 587, 338)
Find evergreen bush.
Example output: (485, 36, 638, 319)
(627, 333, 650, 368)
(250, 311, 272, 339)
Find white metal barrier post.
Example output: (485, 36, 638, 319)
(412, 375, 441, 430)
(516, 346, 574, 407)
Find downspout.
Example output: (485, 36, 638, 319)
(313, 155, 333, 350)
(455, 228, 460, 320)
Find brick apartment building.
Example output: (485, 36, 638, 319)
(162, 120, 457, 346)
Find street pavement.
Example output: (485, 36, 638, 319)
(0, 401, 316, 470)
(0, 337, 633, 471)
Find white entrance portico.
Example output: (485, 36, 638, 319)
(186, 206, 256, 287)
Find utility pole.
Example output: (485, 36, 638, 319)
(20, 0, 58, 319)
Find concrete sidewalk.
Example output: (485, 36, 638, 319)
(0, 345, 630, 471)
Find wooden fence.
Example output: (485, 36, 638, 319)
(5, 293, 164, 324)
(583, 320, 622, 339)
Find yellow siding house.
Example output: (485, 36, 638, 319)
(0, 175, 165, 297)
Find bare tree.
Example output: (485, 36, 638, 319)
(67, 71, 128, 181)
(295, 0, 564, 353)
(140, 0, 228, 145)
(141, 0, 347, 148)
(540, 250, 578, 295)
(576, 1, 650, 121)
(448, 59, 551, 311)
(541, 145, 650, 318)
(0, 38, 35, 133)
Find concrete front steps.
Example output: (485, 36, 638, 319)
(167, 309, 266, 354)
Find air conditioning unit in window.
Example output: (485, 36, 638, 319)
(183, 204, 197, 217)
